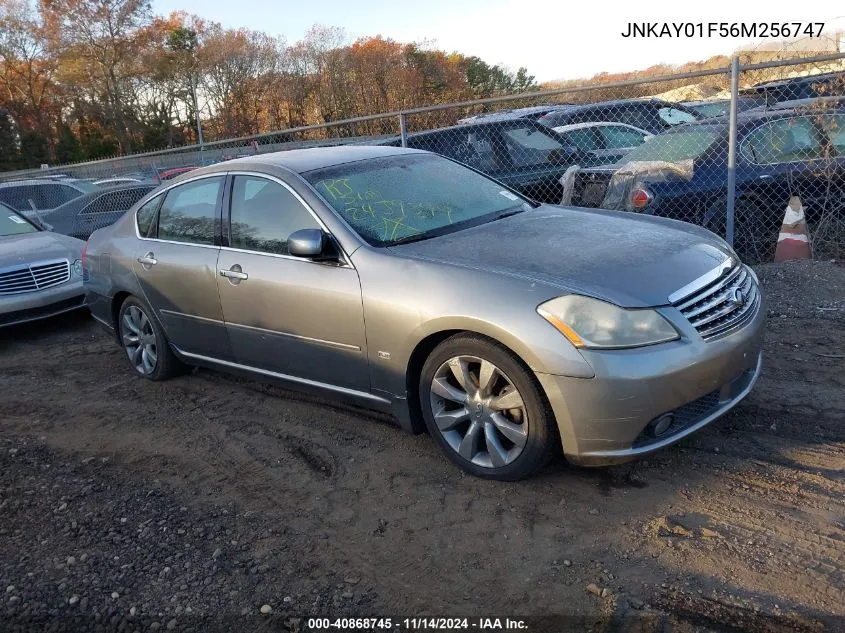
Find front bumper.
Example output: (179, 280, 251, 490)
(536, 296, 766, 466)
(0, 278, 86, 328)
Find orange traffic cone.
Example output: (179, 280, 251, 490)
(774, 196, 811, 262)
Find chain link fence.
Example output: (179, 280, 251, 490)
(1, 53, 843, 261)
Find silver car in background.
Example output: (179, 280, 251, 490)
(0, 202, 86, 327)
(84, 147, 765, 480)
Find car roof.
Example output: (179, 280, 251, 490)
(0, 178, 91, 191)
(682, 99, 730, 106)
(388, 117, 554, 142)
(543, 97, 685, 114)
(48, 183, 156, 210)
(469, 104, 570, 122)
(553, 121, 650, 133)
(751, 71, 843, 89)
(749, 96, 845, 111)
(169, 146, 427, 180)
(658, 107, 819, 135)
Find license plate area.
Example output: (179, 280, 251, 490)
(581, 182, 606, 206)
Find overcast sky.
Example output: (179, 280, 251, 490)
(151, 0, 844, 82)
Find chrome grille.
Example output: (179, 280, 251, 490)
(0, 260, 70, 295)
(673, 264, 760, 340)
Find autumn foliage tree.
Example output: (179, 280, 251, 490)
(0, 0, 538, 169)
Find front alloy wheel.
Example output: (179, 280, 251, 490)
(420, 334, 558, 480)
(430, 355, 528, 468)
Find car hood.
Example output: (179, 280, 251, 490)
(388, 205, 733, 308)
(0, 231, 84, 268)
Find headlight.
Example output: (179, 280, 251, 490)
(71, 259, 83, 277)
(537, 295, 679, 349)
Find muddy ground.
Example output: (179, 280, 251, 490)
(0, 260, 843, 633)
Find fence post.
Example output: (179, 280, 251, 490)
(726, 56, 740, 248)
(399, 112, 408, 147)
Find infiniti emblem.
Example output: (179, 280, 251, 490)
(475, 403, 483, 418)
(731, 288, 747, 308)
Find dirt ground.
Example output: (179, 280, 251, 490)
(0, 259, 843, 632)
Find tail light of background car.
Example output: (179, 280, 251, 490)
(630, 187, 653, 210)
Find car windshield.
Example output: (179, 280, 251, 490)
(620, 127, 723, 163)
(304, 153, 532, 246)
(0, 207, 39, 236)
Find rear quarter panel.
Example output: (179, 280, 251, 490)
(84, 212, 145, 331)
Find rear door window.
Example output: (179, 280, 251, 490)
(155, 177, 223, 245)
(821, 114, 845, 154)
(742, 117, 825, 163)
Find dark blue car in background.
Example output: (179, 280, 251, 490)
(567, 109, 845, 261)
(379, 118, 626, 202)
(39, 184, 156, 239)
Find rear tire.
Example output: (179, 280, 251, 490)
(705, 197, 775, 264)
(419, 333, 558, 480)
(117, 296, 186, 381)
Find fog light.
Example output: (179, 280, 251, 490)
(650, 413, 675, 437)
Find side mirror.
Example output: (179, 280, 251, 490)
(288, 228, 325, 258)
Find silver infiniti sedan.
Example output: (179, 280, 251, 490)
(84, 147, 765, 480)
(1, 202, 86, 327)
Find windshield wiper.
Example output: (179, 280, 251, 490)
(387, 204, 529, 247)
(388, 233, 434, 246)
(491, 204, 530, 221)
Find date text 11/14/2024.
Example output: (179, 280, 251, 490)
(307, 618, 529, 630)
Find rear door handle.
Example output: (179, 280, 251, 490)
(219, 268, 248, 280)
(137, 253, 157, 267)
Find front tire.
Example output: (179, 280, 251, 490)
(419, 334, 558, 480)
(117, 296, 185, 381)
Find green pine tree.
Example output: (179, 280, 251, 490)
(0, 110, 20, 172)
(19, 131, 51, 169)
(55, 124, 85, 164)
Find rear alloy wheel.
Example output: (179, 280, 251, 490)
(420, 334, 557, 480)
(121, 304, 157, 375)
(117, 296, 185, 381)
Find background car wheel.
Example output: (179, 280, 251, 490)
(118, 296, 185, 381)
(419, 333, 558, 480)
(705, 197, 775, 264)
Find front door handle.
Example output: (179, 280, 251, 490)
(219, 266, 248, 281)
(137, 252, 157, 268)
